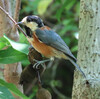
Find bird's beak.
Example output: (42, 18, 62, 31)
(17, 22, 23, 25)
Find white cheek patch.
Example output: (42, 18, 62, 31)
(27, 22, 38, 31)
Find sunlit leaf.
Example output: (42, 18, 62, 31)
(0, 42, 6, 50)
(19, 33, 29, 44)
(0, 37, 10, 49)
(4, 35, 29, 55)
(0, 47, 28, 64)
(0, 37, 9, 44)
(38, 0, 52, 15)
(65, 0, 76, 10)
(62, 19, 72, 25)
(0, 79, 29, 99)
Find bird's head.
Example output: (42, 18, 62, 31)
(17, 15, 44, 31)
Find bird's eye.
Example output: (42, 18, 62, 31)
(27, 18, 32, 22)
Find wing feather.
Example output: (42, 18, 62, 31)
(35, 28, 76, 61)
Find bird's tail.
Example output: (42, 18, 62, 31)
(69, 58, 86, 78)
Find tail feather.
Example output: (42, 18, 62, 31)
(69, 58, 86, 78)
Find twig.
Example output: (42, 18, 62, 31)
(51, 85, 70, 99)
(0, 6, 27, 37)
(14, 0, 21, 22)
(12, 0, 21, 73)
(12, 0, 21, 33)
(25, 78, 37, 94)
(50, 60, 70, 99)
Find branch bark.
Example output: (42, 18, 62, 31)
(0, 6, 27, 37)
(12, 0, 21, 33)
(72, 0, 100, 99)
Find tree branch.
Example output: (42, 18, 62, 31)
(0, 0, 5, 9)
(14, 0, 21, 22)
(12, 0, 21, 33)
(0, 6, 27, 37)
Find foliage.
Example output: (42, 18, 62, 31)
(0, 85, 15, 99)
(4, 35, 29, 55)
(0, 35, 30, 64)
(0, 79, 29, 99)
(38, 0, 53, 15)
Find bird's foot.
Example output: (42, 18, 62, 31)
(33, 59, 50, 69)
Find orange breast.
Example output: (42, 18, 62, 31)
(30, 32, 55, 58)
(27, 31, 67, 59)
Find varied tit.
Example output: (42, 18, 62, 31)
(17, 15, 86, 78)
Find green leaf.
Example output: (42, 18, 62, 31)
(56, 0, 62, 3)
(0, 47, 28, 64)
(38, 0, 52, 15)
(62, 19, 72, 25)
(0, 85, 15, 99)
(0, 79, 29, 99)
(75, 2, 80, 16)
(21, 59, 30, 66)
(63, 37, 71, 46)
(65, 0, 76, 11)
(19, 33, 29, 44)
(50, 80, 62, 87)
(4, 35, 29, 55)
(56, 0, 69, 21)
(71, 45, 78, 52)
(0, 37, 10, 50)
(0, 37, 9, 44)
(0, 42, 6, 50)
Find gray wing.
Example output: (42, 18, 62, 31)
(35, 28, 76, 61)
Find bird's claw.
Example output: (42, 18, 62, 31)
(33, 62, 44, 69)
(33, 59, 51, 70)
(33, 59, 46, 69)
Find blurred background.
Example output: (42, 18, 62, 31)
(19, 0, 80, 99)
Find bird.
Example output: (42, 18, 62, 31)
(17, 15, 86, 78)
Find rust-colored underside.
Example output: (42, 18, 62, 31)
(28, 27, 67, 59)
(32, 32, 55, 58)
